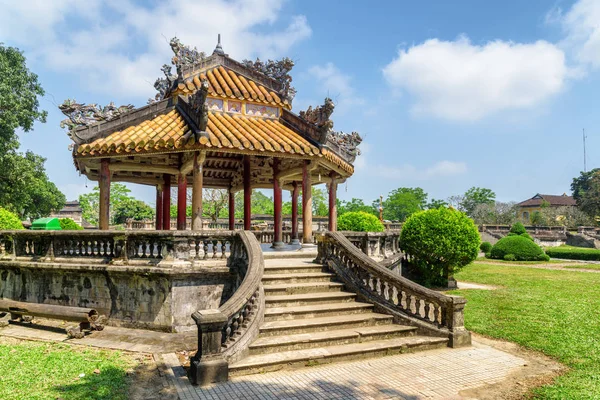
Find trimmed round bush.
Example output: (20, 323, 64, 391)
(0, 207, 24, 230)
(59, 218, 83, 230)
(519, 232, 534, 241)
(400, 208, 480, 286)
(480, 242, 492, 253)
(490, 235, 547, 261)
(337, 211, 384, 232)
(509, 222, 527, 235)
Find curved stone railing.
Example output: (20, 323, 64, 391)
(317, 231, 470, 348)
(188, 231, 265, 386)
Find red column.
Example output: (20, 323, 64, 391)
(177, 173, 187, 230)
(272, 158, 284, 248)
(229, 190, 235, 230)
(99, 158, 111, 230)
(291, 181, 299, 244)
(162, 174, 171, 231)
(328, 173, 337, 232)
(155, 184, 163, 230)
(243, 156, 251, 230)
(302, 161, 313, 244)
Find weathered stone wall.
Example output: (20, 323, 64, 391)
(565, 232, 599, 248)
(0, 261, 232, 332)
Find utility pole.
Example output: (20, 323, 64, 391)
(583, 128, 587, 172)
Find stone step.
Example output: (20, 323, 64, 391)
(249, 325, 417, 354)
(263, 252, 317, 260)
(263, 282, 345, 295)
(263, 302, 373, 322)
(262, 272, 337, 284)
(265, 292, 357, 308)
(259, 313, 393, 336)
(230, 335, 449, 376)
(264, 263, 325, 274)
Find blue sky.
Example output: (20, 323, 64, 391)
(2, 0, 599, 206)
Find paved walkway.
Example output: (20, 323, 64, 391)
(164, 341, 526, 400)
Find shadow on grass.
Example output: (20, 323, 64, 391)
(53, 365, 130, 400)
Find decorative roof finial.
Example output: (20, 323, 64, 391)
(213, 34, 224, 55)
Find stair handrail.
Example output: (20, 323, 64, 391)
(317, 231, 470, 348)
(188, 230, 265, 386)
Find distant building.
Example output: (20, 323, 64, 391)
(50, 200, 96, 229)
(517, 193, 576, 222)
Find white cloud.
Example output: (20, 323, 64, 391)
(383, 36, 567, 121)
(0, 0, 311, 99)
(557, 0, 600, 69)
(374, 160, 467, 180)
(308, 62, 364, 113)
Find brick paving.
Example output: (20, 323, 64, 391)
(164, 340, 526, 400)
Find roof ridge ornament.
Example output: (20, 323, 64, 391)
(59, 99, 134, 139)
(213, 34, 225, 55)
(241, 57, 296, 103)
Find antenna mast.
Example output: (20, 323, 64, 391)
(583, 128, 587, 172)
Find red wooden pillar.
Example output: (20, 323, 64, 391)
(155, 184, 163, 230)
(302, 161, 313, 244)
(328, 173, 337, 232)
(98, 158, 111, 230)
(243, 156, 251, 230)
(291, 181, 299, 244)
(228, 190, 235, 230)
(272, 158, 284, 248)
(162, 174, 171, 231)
(177, 173, 187, 230)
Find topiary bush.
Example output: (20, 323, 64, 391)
(519, 232, 534, 241)
(509, 222, 527, 235)
(59, 218, 83, 230)
(0, 207, 24, 230)
(490, 235, 547, 261)
(337, 211, 384, 232)
(480, 242, 492, 253)
(400, 207, 480, 287)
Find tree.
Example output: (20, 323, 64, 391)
(79, 183, 143, 225)
(338, 198, 376, 215)
(312, 187, 328, 216)
(446, 195, 465, 212)
(381, 187, 427, 222)
(426, 198, 448, 209)
(460, 187, 496, 217)
(571, 169, 600, 219)
(202, 189, 229, 221)
(0, 44, 64, 218)
(251, 191, 274, 215)
(113, 198, 154, 224)
(471, 201, 518, 225)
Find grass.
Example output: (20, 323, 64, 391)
(0, 339, 137, 400)
(452, 263, 600, 399)
(476, 256, 565, 264)
(564, 264, 600, 271)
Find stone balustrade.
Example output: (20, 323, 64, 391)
(340, 231, 401, 261)
(317, 232, 470, 348)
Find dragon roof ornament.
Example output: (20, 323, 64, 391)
(299, 97, 362, 162)
(59, 99, 134, 143)
(241, 57, 296, 102)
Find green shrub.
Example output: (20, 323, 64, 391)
(520, 232, 534, 241)
(504, 254, 516, 261)
(545, 246, 600, 261)
(59, 218, 83, 230)
(509, 222, 527, 235)
(480, 242, 492, 253)
(490, 235, 546, 261)
(337, 211, 384, 232)
(485, 252, 491, 258)
(0, 207, 24, 230)
(400, 208, 479, 286)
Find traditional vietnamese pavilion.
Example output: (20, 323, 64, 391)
(61, 36, 361, 247)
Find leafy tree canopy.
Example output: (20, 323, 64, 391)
(380, 187, 428, 222)
(114, 198, 154, 225)
(571, 169, 600, 219)
(338, 198, 376, 215)
(460, 187, 496, 217)
(79, 183, 152, 226)
(0, 44, 64, 219)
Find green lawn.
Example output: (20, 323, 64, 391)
(0, 340, 137, 400)
(564, 264, 600, 271)
(476, 256, 566, 264)
(452, 263, 600, 399)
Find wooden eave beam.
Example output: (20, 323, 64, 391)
(110, 162, 179, 175)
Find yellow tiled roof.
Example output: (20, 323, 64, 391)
(321, 148, 354, 174)
(76, 109, 320, 157)
(174, 66, 290, 109)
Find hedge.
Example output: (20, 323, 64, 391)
(490, 235, 548, 261)
(59, 218, 83, 230)
(337, 211, 384, 232)
(545, 246, 600, 261)
(0, 207, 24, 230)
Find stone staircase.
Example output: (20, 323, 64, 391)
(229, 257, 448, 376)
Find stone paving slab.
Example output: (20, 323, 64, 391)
(168, 340, 526, 400)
